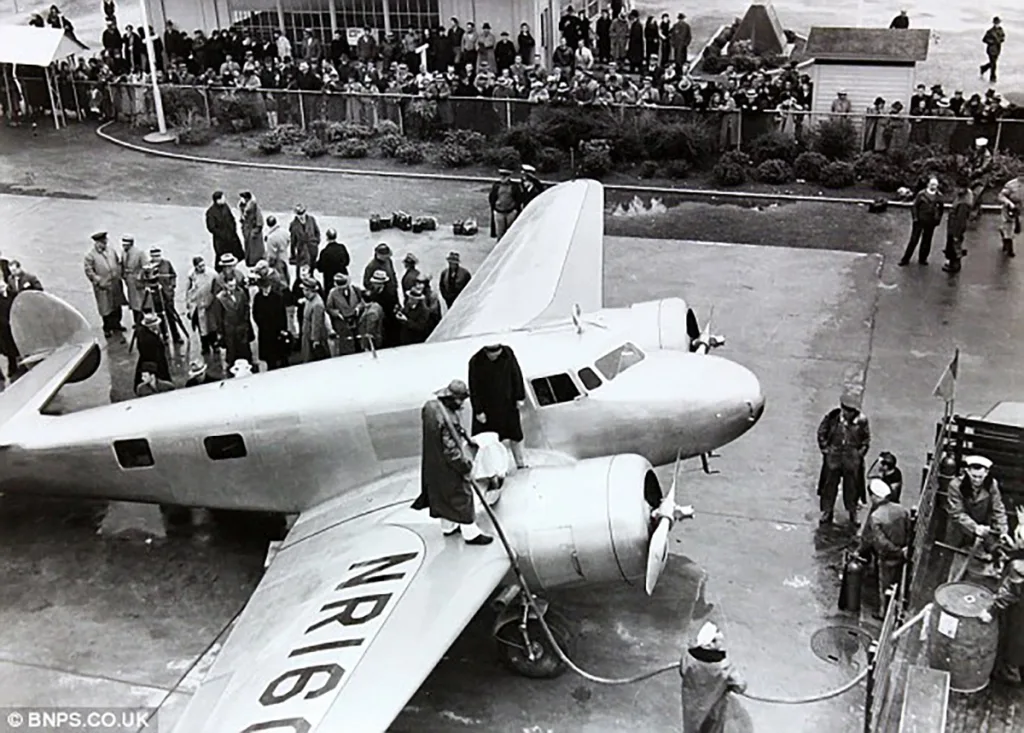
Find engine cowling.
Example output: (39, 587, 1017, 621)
(496, 454, 663, 592)
(594, 298, 698, 352)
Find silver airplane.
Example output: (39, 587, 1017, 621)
(0, 180, 764, 732)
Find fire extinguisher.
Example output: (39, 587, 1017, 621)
(838, 551, 864, 613)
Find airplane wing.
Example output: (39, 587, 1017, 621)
(426, 178, 604, 343)
(170, 478, 511, 733)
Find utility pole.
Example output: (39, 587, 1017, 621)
(139, 0, 173, 142)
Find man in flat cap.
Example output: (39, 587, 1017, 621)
(519, 164, 546, 207)
(858, 479, 912, 618)
(289, 204, 321, 275)
(326, 272, 362, 356)
(679, 622, 752, 733)
(84, 232, 127, 337)
(133, 312, 171, 390)
(316, 228, 350, 292)
(206, 191, 244, 266)
(412, 379, 493, 545)
(439, 251, 472, 309)
(469, 343, 528, 469)
(817, 387, 871, 526)
(121, 235, 149, 326)
(489, 167, 523, 240)
(947, 455, 1010, 554)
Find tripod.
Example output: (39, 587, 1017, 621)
(129, 278, 189, 354)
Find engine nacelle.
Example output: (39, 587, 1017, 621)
(594, 298, 698, 352)
(497, 454, 662, 592)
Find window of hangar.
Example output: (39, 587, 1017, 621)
(229, 0, 442, 45)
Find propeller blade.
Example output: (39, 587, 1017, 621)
(645, 517, 671, 596)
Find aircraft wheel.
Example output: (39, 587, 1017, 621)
(496, 608, 575, 679)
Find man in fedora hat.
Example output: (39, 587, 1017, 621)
(357, 270, 389, 352)
(229, 358, 254, 378)
(412, 379, 493, 545)
(252, 272, 290, 370)
(468, 343, 527, 469)
(817, 388, 871, 526)
(133, 312, 171, 390)
(135, 361, 175, 397)
(439, 251, 472, 309)
(121, 235, 149, 326)
(400, 252, 421, 296)
(212, 253, 244, 298)
(289, 204, 321, 274)
(326, 272, 362, 356)
(315, 228, 350, 292)
(205, 190, 244, 265)
(489, 168, 523, 240)
(858, 479, 912, 618)
(670, 12, 692, 67)
(679, 622, 752, 733)
(184, 358, 214, 387)
(210, 275, 253, 370)
(84, 231, 127, 337)
(362, 245, 400, 346)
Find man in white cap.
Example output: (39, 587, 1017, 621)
(967, 137, 993, 223)
(212, 252, 244, 298)
(817, 387, 871, 526)
(858, 478, 911, 618)
(980, 509, 1024, 684)
(411, 379, 493, 545)
(997, 173, 1023, 258)
(947, 455, 1010, 553)
(519, 164, 545, 207)
(679, 621, 752, 733)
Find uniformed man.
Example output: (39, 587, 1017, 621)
(817, 389, 871, 526)
(519, 163, 546, 207)
(679, 622, 753, 733)
(946, 455, 1010, 554)
(468, 343, 527, 469)
(858, 478, 912, 618)
(439, 251, 472, 309)
(133, 312, 171, 390)
(980, 512, 1024, 685)
(997, 175, 1022, 258)
(411, 379, 493, 545)
(489, 167, 523, 239)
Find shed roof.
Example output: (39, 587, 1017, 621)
(733, 3, 787, 56)
(805, 27, 930, 63)
(0, 26, 89, 66)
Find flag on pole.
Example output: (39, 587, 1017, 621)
(932, 348, 959, 402)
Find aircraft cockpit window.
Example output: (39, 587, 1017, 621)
(204, 434, 248, 461)
(114, 439, 154, 469)
(531, 374, 581, 407)
(595, 342, 645, 381)
(578, 367, 602, 391)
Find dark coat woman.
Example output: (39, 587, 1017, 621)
(412, 394, 475, 524)
(468, 344, 526, 441)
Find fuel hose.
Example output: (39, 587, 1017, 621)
(471, 480, 871, 702)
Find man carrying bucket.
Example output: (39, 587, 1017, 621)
(980, 509, 1024, 686)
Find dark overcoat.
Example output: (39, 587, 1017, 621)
(468, 345, 526, 441)
(994, 562, 1024, 667)
(206, 203, 244, 262)
(252, 288, 289, 366)
(412, 398, 475, 524)
(0, 291, 19, 358)
(210, 287, 254, 365)
(133, 326, 171, 388)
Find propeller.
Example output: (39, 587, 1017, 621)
(645, 449, 695, 596)
(691, 306, 725, 355)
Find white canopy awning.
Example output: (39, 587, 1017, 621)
(0, 26, 89, 66)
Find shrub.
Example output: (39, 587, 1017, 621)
(647, 121, 715, 166)
(256, 130, 283, 154)
(272, 124, 306, 145)
(637, 160, 659, 179)
(480, 145, 521, 170)
(330, 138, 369, 158)
(301, 137, 327, 158)
(534, 146, 566, 173)
(810, 118, 858, 161)
(989, 154, 1024, 187)
(176, 113, 214, 146)
(326, 121, 373, 141)
(498, 124, 553, 162)
(213, 91, 266, 132)
(661, 159, 692, 180)
(395, 142, 426, 165)
(819, 161, 856, 189)
(373, 119, 401, 137)
(853, 152, 890, 182)
(161, 86, 206, 126)
(872, 166, 910, 192)
(441, 129, 486, 154)
(436, 143, 474, 168)
(755, 158, 793, 184)
(719, 150, 752, 169)
(531, 106, 610, 150)
(793, 151, 829, 182)
(308, 119, 331, 141)
(907, 154, 962, 192)
(376, 133, 404, 158)
(748, 130, 800, 165)
(713, 160, 747, 187)
(579, 149, 613, 179)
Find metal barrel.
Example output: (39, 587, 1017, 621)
(927, 582, 999, 693)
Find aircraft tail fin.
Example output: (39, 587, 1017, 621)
(10, 291, 93, 367)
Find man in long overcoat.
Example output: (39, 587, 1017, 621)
(185, 256, 216, 354)
(325, 272, 362, 356)
(83, 231, 127, 337)
(239, 191, 265, 267)
(468, 343, 527, 469)
(206, 191, 244, 265)
(210, 276, 253, 368)
(289, 205, 321, 275)
(0, 279, 23, 383)
(252, 276, 290, 370)
(680, 622, 753, 733)
(133, 312, 171, 389)
(120, 235, 149, 325)
(299, 277, 329, 363)
(412, 380, 493, 545)
(817, 388, 871, 527)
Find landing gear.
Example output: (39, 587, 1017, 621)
(493, 588, 576, 679)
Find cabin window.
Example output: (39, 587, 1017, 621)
(578, 367, 602, 391)
(531, 374, 580, 406)
(204, 434, 247, 461)
(595, 342, 645, 381)
(114, 439, 154, 469)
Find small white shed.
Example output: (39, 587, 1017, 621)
(0, 26, 89, 129)
(805, 27, 930, 128)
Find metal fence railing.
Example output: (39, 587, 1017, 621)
(11, 79, 1024, 157)
(864, 562, 910, 733)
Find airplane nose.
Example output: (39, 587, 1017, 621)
(731, 361, 765, 425)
